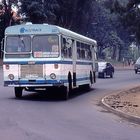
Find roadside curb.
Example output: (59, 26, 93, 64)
(101, 95, 140, 124)
(0, 59, 3, 68)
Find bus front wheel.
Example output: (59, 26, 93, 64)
(15, 87, 23, 98)
(60, 86, 69, 100)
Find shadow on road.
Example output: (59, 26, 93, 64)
(13, 87, 94, 102)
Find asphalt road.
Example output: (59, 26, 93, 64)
(1, 68, 140, 140)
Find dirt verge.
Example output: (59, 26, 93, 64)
(102, 86, 140, 121)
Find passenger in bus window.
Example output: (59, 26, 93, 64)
(62, 38, 67, 58)
(52, 45, 58, 52)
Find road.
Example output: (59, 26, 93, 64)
(0, 68, 140, 140)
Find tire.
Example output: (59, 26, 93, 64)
(93, 72, 96, 83)
(90, 71, 93, 84)
(135, 70, 138, 74)
(84, 84, 91, 92)
(68, 73, 72, 93)
(60, 86, 69, 100)
(103, 72, 106, 78)
(60, 73, 72, 100)
(110, 72, 113, 78)
(15, 87, 23, 98)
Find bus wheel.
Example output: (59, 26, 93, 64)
(90, 71, 93, 84)
(60, 86, 69, 100)
(110, 72, 113, 78)
(86, 72, 93, 90)
(68, 72, 72, 93)
(15, 87, 23, 98)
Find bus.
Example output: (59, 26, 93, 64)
(3, 23, 97, 100)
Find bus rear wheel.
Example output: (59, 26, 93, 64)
(15, 87, 23, 98)
(68, 72, 72, 93)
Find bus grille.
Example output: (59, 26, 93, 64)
(20, 65, 43, 79)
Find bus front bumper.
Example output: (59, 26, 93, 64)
(4, 79, 68, 87)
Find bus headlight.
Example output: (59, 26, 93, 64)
(50, 73, 56, 79)
(8, 74, 14, 80)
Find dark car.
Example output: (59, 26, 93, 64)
(98, 62, 114, 78)
(134, 57, 140, 74)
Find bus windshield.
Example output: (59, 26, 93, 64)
(5, 35, 31, 58)
(32, 35, 59, 58)
(5, 35, 59, 58)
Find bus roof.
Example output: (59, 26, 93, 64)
(5, 23, 97, 45)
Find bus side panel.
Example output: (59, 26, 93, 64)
(60, 62, 73, 87)
(76, 62, 93, 86)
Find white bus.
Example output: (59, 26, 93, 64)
(3, 23, 97, 100)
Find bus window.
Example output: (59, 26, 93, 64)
(62, 37, 72, 58)
(81, 43, 85, 59)
(77, 41, 81, 59)
(89, 46, 92, 60)
(6, 36, 31, 53)
(33, 35, 59, 58)
(5, 36, 31, 58)
(86, 45, 92, 60)
(68, 47, 72, 58)
(81, 49, 85, 59)
(62, 38, 67, 58)
(84, 44, 88, 60)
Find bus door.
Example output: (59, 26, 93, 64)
(65, 38, 76, 87)
(72, 40, 76, 87)
(62, 37, 76, 87)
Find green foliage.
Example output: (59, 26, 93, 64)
(21, 0, 94, 34)
(0, 0, 137, 61)
(91, 0, 128, 60)
(19, 0, 133, 60)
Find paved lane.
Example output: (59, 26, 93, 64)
(0, 68, 140, 140)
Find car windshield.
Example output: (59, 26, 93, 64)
(98, 62, 106, 68)
(32, 35, 59, 58)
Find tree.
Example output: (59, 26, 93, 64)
(20, 0, 95, 34)
(0, 0, 22, 58)
(107, 0, 140, 59)
(90, 0, 126, 61)
(0, 0, 134, 61)
(100, 0, 134, 61)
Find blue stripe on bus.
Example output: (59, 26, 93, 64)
(4, 80, 66, 85)
(4, 76, 90, 86)
(3, 60, 93, 65)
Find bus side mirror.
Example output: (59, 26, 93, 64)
(1, 38, 4, 52)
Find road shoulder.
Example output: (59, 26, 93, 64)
(0, 59, 2, 69)
(101, 86, 140, 124)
